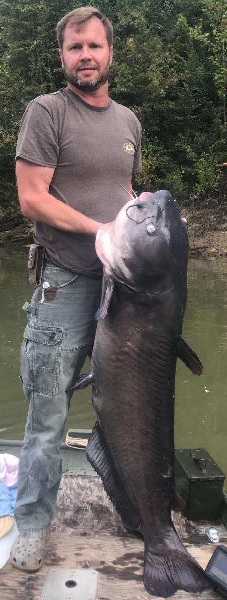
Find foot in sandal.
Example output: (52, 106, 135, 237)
(10, 525, 50, 572)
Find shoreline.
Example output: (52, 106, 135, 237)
(183, 206, 227, 258)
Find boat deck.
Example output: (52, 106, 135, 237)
(1, 530, 224, 600)
(1, 474, 226, 599)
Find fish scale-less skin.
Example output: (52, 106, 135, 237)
(91, 298, 209, 596)
(92, 299, 176, 528)
(88, 191, 210, 596)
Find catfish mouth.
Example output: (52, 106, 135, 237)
(125, 202, 160, 225)
(125, 199, 168, 239)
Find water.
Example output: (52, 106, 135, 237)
(175, 258, 227, 482)
(0, 248, 226, 483)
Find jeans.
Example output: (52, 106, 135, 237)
(15, 262, 102, 532)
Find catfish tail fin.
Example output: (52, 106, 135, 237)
(144, 547, 210, 598)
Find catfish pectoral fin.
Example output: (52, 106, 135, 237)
(67, 371, 93, 392)
(86, 421, 141, 532)
(177, 335, 203, 375)
(144, 548, 210, 597)
(96, 275, 115, 320)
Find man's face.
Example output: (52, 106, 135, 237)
(59, 16, 113, 92)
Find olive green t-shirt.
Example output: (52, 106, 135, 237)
(16, 87, 142, 276)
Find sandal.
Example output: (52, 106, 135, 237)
(10, 525, 50, 572)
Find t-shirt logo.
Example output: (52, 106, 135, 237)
(123, 141, 135, 155)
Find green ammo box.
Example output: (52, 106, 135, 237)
(175, 448, 225, 521)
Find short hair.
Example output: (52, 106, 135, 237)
(56, 6, 113, 49)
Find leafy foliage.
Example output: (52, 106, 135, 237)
(0, 0, 226, 216)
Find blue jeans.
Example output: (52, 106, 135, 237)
(15, 262, 102, 532)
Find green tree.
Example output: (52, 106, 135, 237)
(0, 0, 226, 217)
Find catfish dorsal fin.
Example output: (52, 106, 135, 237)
(177, 335, 203, 375)
(96, 275, 115, 320)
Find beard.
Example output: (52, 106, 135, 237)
(63, 63, 110, 92)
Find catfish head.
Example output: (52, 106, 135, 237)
(96, 190, 188, 295)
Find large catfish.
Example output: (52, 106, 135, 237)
(74, 190, 209, 597)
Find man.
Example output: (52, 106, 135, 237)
(10, 6, 142, 572)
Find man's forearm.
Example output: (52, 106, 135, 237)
(19, 190, 102, 235)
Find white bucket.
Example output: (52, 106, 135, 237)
(0, 521, 19, 568)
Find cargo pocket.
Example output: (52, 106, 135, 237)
(21, 323, 63, 396)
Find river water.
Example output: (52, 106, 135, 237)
(0, 248, 226, 484)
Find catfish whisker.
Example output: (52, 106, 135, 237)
(116, 183, 138, 202)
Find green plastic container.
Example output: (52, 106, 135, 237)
(175, 448, 225, 521)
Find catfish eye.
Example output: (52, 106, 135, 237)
(147, 224, 156, 235)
